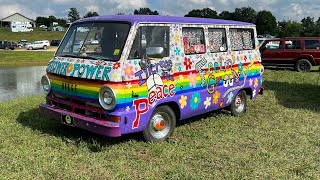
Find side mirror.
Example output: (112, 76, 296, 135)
(146, 47, 164, 58)
(259, 45, 266, 51)
(139, 54, 149, 70)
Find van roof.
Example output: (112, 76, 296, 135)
(76, 15, 254, 26)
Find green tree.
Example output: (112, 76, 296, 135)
(219, 11, 234, 20)
(255, 10, 277, 35)
(233, 7, 257, 23)
(185, 8, 218, 18)
(278, 20, 302, 37)
(68, 8, 80, 23)
(83, 11, 99, 18)
(301, 17, 315, 37)
(314, 17, 320, 36)
(134, 8, 159, 15)
(36, 16, 50, 27)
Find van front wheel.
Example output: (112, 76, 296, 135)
(295, 59, 312, 72)
(230, 90, 247, 116)
(143, 105, 176, 142)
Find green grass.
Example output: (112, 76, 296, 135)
(0, 27, 65, 42)
(0, 51, 53, 66)
(0, 68, 320, 179)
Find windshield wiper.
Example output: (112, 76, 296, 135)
(58, 54, 79, 58)
(57, 54, 112, 61)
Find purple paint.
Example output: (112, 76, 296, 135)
(75, 15, 254, 26)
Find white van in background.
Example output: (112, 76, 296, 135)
(11, 22, 33, 32)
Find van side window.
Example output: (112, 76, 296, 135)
(208, 28, 227, 52)
(140, 26, 170, 57)
(230, 28, 255, 50)
(285, 40, 301, 49)
(305, 40, 320, 49)
(182, 28, 206, 55)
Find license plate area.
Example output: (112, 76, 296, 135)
(61, 114, 75, 126)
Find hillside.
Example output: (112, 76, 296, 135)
(0, 28, 66, 42)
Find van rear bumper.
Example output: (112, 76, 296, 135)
(39, 103, 121, 137)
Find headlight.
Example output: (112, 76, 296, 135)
(99, 86, 116, 110)
(41, 75, 51, 95)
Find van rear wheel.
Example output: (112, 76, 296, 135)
(295, 59, 312, 72)
(230, 90, 247, 116)
(143, 105, 176, 142)
(43, 45, 47, 50)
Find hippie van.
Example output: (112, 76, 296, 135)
(40, 15, 264, 142)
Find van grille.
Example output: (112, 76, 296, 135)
(47, 93, 106, 120)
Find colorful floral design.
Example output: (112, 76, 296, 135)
(113, 62, 121, 69)
(184, 57, 192, 70)
(253, 89, 257, 98)
(227, 92, 234, 104)
(126, 82, 132, 89)
(188, 72, 197, 88)
(190, 92, 201, 110)
(123, 64, 134, 79)
(204, 97, 212, 109)
(175, 35, 180, 43)
(219, 99, 224, 108)
(213, 91, 221, 104)
(174, 47, 180, 56)
(179, 95, 187, 109)
(178, 66, 182, 72)
(249, 78, 253, 87)
(179, 74, 184, 81)
(254, 78, 259, 88)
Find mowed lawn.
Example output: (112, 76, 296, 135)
(0, 51, 53, 66)
(0, 28, 65, 42)
(0, 68, 319, 179)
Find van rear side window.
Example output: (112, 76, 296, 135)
(208, 28, 227, 52)
(230, 28, 255, 51)
(182, 28, 205, 55)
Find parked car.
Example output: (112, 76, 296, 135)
(17, 40, 30, 48)
(50, 39, 61, 46)
(260, 37, 320, 72)
(26, 40, 50, 50)
(0, 41, 16, 50)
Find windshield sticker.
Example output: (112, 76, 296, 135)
(113, 49, 120, 56)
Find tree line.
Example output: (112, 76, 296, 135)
(36, 7, 320, 37)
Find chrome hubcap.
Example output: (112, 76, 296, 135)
(235, 94, 245, 113)
(150, 113, 170, 139)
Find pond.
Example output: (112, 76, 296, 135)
(0, 66, 46, 101)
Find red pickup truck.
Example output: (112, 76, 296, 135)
(260, 37, 320, 72)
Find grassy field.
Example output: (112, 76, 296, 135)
(0, 51, 53, 66)
(0, 27, 65, 42)
(0, 68, 320, 179)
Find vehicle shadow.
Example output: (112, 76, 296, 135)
(17, 108, 142, 152)
(264, 80, 320, 112)
(264, 66, 320, 73)
(264, 66, 295, 71)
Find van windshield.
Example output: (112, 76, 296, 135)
(56, 22, 130, 61)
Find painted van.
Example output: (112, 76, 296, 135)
(39, 15, 264, 142)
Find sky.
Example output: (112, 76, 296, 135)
(0, 0, 320, 22)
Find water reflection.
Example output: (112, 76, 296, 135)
(0, 66, 46, 101)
